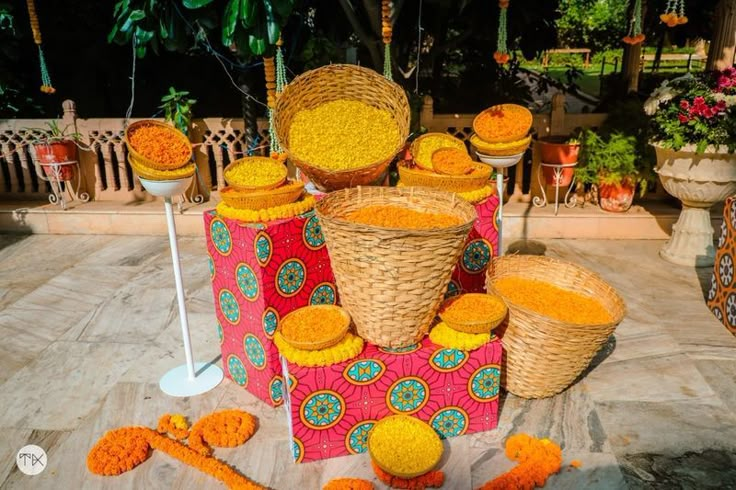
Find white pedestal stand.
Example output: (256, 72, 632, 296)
(475, 152, 524, 257)
(139, 177, 224, 397)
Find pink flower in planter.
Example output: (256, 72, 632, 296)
(678, 113, 689, 124)
(694, 96, 706, 107)
(680, 99, 690, 110)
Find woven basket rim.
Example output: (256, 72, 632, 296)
(315, 186, 477, 236)
(224, 156, 288, 191)
(278, 305, 351, 351)
(275, 64, 409, 177)
(220, 179, 304, 198)
(367, 415, 442, 479)
(399, 162, 491, 181)
(487, 254, 627, 328)
(129, 158, 195, 180)
(124, 120, 193, 169)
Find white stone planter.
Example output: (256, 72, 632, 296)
(654, 143, 736, 267)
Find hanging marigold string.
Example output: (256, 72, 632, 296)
(25, 0, 55, 94)
(623, 0, 646, 45)
(493, 0, 510, 65)
(264, 55, 282, 157)
(382, 0, 393, 80)
(660, 0, 688, 27)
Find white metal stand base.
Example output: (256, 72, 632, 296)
(160, 362, 224, 397)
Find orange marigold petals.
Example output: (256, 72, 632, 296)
(87, 427, 154, 476)
(493, 51, 510, 65)
(128, 124, 190, 166)
(569, 459, 583, 468)
(477, 434, 562, 490)
(323, 478, 375, 490)
(281, 306, 348, 345)
(371, 461, 445, 490)
(188, 409, 257, 457)
(157, 413, 190, 440)
(345, 205, 461, 229)
(432, 148, 473, 175)
(474, 104, 532, 144)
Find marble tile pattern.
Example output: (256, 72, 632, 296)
(0, 234, 735, 488)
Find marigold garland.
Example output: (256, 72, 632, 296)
(216, 194, 316, 223)
(323, 478, 375, 490)
(157, 413, 190, 440)
(274, 331, 364, 367)
(371, 461, 445, 490)
(188, 410, 257, 457)
(660, 0, 687, 27)
(87, 411, 266, 489)
(382, 0, 393, 80)
(494, 0, 510, 65)
(476, 434, 562, 490)
(623, 0, 646, 45)
(429, 322, 491, 351)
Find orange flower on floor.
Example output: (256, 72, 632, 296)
(87, 426, 154, 476)
(569, 459, 583, 469)
(371, 461, 445, 490)
(157, 413, 190, 440)
(188, 410, 257, 456)
(323, 478, 375, 490)
(476, 434, 563, 490)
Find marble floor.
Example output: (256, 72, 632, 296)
(1, 234, 735, 489)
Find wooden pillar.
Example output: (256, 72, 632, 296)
(420, 95, 434, 132)
(621, 42, 643, 93)
(707, 0, 736, 71)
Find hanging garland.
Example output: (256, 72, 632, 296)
(660, 0, 688, 27)
(622, 0, 646, 45)
(493, 0, 510, 65)
(382, 0, 393, 80)
(25, 0, 55, 94)
(266, 37, 288, 158)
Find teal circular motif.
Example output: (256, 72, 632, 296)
(244, 334, 266, 369)
(445, 281, 460, 299)
(255, 233, 272, 266)
(208, 255, 215, 280)
(227, 355, 247, 386)
(431, 408, 468, 438)
(277, 259, 306, 297)
(462, 240, 491, 273)
(389, 378, 428, 414)
(292, 440, 301, 461)
(347, 421, 375, 454)
(345, 360, 385, 385)
(210, 219, 232, 256)
(216, 322, 224, 344)
(430, 349, 467, 371)
(470, 366, 501, 400)
(270, 377, 283, 405)
(310, 284, 336, 305)
(302, 392, 343, 429)
(219, 289, 240, 324)
(263, 309, 278, 338)
(303, 214, 325, 249)
(236, 263, 259, 301)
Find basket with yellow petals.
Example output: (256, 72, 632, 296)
(439, 293, 508, 334)
(470, 133, 532, 157)
(224, 156, 288, 191)
(367, 415, 443, 479)
(125, 120, 193, 172)
(409, 132, 467, 171)
(278, 305, 351, 351)
(219, 180, 304, 210)
(472, 104, 533, 144)
(274, 64, 410, 192)
(398, 162, 491, 192)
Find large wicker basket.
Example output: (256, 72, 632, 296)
(316, 186, 476, 348)
(274, 64, 410, 192)
(486, 255, 626, 399)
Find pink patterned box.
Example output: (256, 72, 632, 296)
(282, 337, 502, 463)
(449, 195, 500, 296)
(204, 210, 336, 407)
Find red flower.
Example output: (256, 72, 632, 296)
(678, 113, 689, 124)
(680, 99, 690, 110)
(716, 100, 727, 111)
(703, 107, 714, 118)
(693, 96, 706, 107)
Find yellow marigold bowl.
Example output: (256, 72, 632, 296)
(224, 156, 288, 191)
(439, 293, 508, 334)
(130, 157, 196, 181)
(219, 180, 305, 210)
(410, 132, 467, 171)
(278, 305, 351, 351)
(368, 415, 443, 479)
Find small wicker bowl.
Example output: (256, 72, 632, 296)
(367, 415, 443, 479)
(278, 305, 351, 351)
(470, 133, 532, 156)
(124, 120, 193, 171)
(410, 132, 467, 170)
(130, 157, 196, 181)
(439, 293, 508, 334)
(472, 104, 533, 144)
(224, 156, 288, 192)
(220, 180, 305, 210)
(398, 162, 491, 192)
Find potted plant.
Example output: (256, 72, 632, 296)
(538, 135, 581, 187)
(31, 121, 82, 181)
(645, 68, 736, 267)
(576, 130, 648, 212)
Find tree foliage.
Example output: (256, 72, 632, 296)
(556, 0, 628, 52)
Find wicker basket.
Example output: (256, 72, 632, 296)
(439, 293, 508, 334)
(129, 158, 196, 181)
(316, 186, 476, 348)
(124, 120, 193, 171)
(398, 163, 491, 192)
(220, 180, 304, 210)
(409, 132, 466, 170)
(485, 255, 626, 399)
(470, 133, 532, 156)
(224, 156, 288, 191)
(274, 64, 410, 192)
(278, 305, 351, 351)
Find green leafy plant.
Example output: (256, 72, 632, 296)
(576, 129, 648, 197)
(29, 121, 82, 144)
(159, 87, 197, 134)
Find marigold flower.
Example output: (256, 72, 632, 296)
(157, 413, 190, 440)
(275, 331, 364, 367)
(345, 205, 461, 229)
(215, 195, 316, 223)
(371, 461, 445, 489)
(323, 478, 375, 490)
(477, 434, 563, 490)
(429, 322, 492, 351)
(128, 123, 190, 167)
